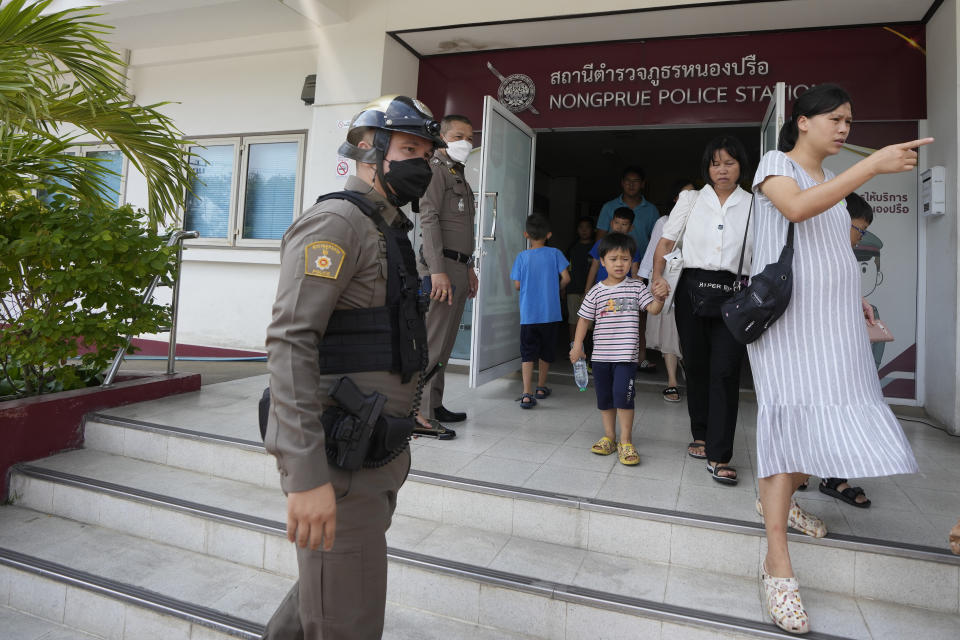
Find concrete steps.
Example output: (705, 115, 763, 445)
(82, 413, 960, 601)
(1, 411, 958, 639)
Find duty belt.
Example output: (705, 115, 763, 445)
(442, 248, 470, 264)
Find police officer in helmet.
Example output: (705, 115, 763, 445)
(262, 95, 443, 640)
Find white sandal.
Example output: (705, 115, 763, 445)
(760, 562, 810, 634)
(756, 499, 827, 538)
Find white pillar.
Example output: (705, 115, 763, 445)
(923, 0, 960, 434)
(302, 2, 420, 202)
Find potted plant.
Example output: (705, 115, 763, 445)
(0, 0, 200, 498)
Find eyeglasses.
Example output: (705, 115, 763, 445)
(851, 224, 867, 241)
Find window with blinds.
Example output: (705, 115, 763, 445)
(182, 133, 304, 246)
(241, 141, 299, 240)
(85, 149, 124, 206)
(185, 143, 236, 239)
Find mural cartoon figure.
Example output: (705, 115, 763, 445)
(855, 230, 884, 367)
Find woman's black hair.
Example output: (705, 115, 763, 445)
(778, 84, 852, 152)
(700, 135, 749, 187)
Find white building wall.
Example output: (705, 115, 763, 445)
(924, 0, 960, 434)
(124, 3, 419, 350)
(124, 45, 320, 349)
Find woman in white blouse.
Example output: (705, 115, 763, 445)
(650, 136, 753, 485)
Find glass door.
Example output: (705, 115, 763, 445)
(449, 145, 482, 362)
(760, 81, 786, 154)
(468, 96, 536, 388)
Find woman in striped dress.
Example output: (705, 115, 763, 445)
(749, 84, 926, 634)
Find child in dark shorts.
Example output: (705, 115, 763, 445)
(570, 233, 664, 465)
(511, 214, 570, 408)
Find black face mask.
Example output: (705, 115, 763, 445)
(382, 157, 433, 211)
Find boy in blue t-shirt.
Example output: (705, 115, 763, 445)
(510, 214, 570, 408)
(585, 207, 642, 286)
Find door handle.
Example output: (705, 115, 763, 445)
(482, 191, 498, 241)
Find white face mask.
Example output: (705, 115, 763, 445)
(445, 139, 472, 164)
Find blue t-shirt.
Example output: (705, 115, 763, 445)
(588, 240, 642, 284)
(597, 195, 660, 257)
(510, 247, 569, 325)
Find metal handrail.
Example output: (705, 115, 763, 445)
(101, 230, 199, 386)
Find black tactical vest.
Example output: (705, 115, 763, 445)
(313, 191, 427, 383)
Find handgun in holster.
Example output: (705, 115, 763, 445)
(323, 377, 386, 471)
(323, 376, 416, 470)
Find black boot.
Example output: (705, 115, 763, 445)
(433, 405, 466, 422)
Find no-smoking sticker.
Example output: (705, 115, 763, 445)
(335, 157, 349, 179)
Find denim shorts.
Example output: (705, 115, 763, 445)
(591, 361, 637, 410)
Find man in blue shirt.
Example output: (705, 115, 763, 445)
(596, 166, 660, 372)
(596, 166, 659, 255)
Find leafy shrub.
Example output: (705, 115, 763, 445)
(0, 193, 174, 399)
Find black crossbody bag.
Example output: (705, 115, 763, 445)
(720, 196, 795, 345)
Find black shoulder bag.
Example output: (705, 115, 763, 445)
(720, 196, 794, 345)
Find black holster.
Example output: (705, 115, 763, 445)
(320, 377, 413, 470)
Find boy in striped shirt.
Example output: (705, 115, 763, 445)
(570, 233, 664, 466)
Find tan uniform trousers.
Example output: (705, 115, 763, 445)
(263, 448, 411, 640)
(423, 259, 470, 418)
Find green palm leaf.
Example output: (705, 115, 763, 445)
(0, 0, 194, 225)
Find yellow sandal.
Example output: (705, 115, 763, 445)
(590, 436, 616, 455)
(617, 442, 640, 466)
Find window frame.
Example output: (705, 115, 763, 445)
(183, 132, 307, 249)
(67, 143, 129, 207)
(183, 136, 242, 247)
(235, 133, 306, 248)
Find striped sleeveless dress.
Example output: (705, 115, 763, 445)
(747, 151, 917, 479)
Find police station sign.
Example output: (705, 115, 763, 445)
(418, 25, 925, 128)
(544, 54, 804, 111)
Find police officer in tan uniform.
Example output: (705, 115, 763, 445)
(413, 115, 478, 438)
(262, 95, 444, 640)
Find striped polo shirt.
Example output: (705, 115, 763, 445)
(578, 278, 655, 363)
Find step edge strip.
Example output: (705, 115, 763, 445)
(85, 413, 264, 451)
(15, 464, 280, 536)
(85, 414, 960, 565)
(0, 548, 262, 639)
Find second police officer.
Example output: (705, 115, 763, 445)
(261, 95, 445, 640)
(413, 115, 478, 438)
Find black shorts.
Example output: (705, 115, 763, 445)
(520, 323, 557, 363)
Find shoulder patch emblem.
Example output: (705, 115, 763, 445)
(305, 241, 346, 279)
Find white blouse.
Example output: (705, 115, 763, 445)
(661, 184, 753, 274)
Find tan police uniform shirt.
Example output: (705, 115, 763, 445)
(419, 149, 476, 274)
(265, 176, 419, 494)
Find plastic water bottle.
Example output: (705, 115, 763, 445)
(573, 357, 589, 392)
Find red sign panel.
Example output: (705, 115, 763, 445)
(417, 25, 926, 129)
